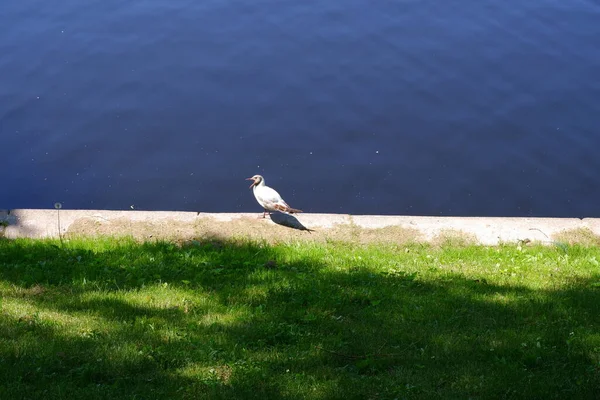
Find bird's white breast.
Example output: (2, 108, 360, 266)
(254, 185, 283, 208)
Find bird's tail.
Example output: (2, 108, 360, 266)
(274, 204, 302, 214)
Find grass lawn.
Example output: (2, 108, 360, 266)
(1, 237, 599, 399)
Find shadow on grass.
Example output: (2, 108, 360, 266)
(1, 237, 600, 399)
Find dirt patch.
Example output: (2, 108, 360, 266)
(553, 228, 600, 246)
(195, 216, 317, 243)
(353, 225, 422, 245)
(7, 284, 47, 298)
(195, 216, 421, 245)
(67, 218, 199, 241)
(430, 229, 478, 247)
(67, 216, 323, 243)
(214, 364, 233, 384)
(66, 215, 423, 245)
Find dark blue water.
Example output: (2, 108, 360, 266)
(1, 0, 599, 217)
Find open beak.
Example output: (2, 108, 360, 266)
(246, 177, 256, 188)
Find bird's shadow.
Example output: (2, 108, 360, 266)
(269, 213, 314, 232)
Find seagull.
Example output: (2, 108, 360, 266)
(246, 175, 302, 218)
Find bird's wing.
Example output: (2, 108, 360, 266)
(257, 186, 284, 204)
(256, 186, 292, 211)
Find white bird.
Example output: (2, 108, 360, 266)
(246, 175, 302, 218)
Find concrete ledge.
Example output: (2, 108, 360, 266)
(1, 209, 599, 246)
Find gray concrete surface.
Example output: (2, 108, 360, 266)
(1, 208, 599, 245)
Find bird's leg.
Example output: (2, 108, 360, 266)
(262, 209, 268, 219)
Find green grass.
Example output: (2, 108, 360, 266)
(1, 237, 600, 399)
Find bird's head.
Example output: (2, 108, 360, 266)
(246, 174, 264, 189)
